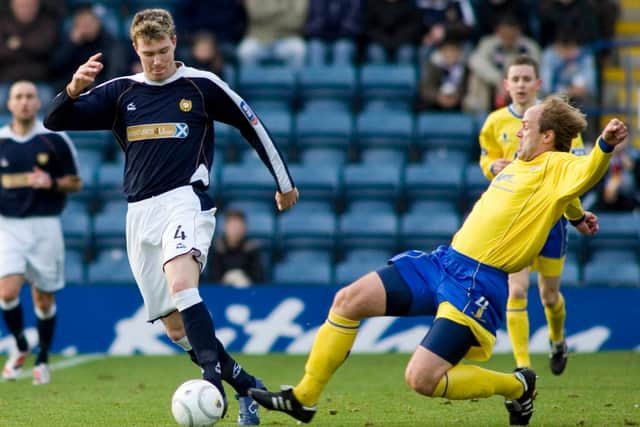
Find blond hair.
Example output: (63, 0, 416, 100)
(130, 8, 176, 46)
(538, 95, 587, 152)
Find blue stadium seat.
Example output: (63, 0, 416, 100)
(301, 99, 351, 113)
(360, 64, 417, 110)
(338, 210, 398, 251)
(295, 108, 353, 153)
(464, 163, 488, 206)
(61, 200, 91, 250)
(277, 208, 336, 250)
(87, 248, 136, 285)
(220, 163, 277, 203)
(360, 148, 407, 168)
(335, 249, 390, 285)
(0, 83, 9, 114)
(587, 211, 640, 252)
(0, 112, 11, 126)
(35, 82, 55, 109)
(299, 148, 348, 166)
(399, 201, 460, 250)
(64, 248, 86, 284)
(286, 164, 340, 202)
(215, 208, 276, 251)
(583, 249, 640, 287)
(298, 64, 356, 108)
(96, 163, 124, 201)
(415, 112, 475, 153)
(355, 109, 413, 150)
(347, 199, 396, 215)
(405, 155, 465, 203)
(273, 250, 333, 286)
(342, 163, 402, 203)
(237, 65, 296, 106)
(65, 130, 112, 152)
(93, 200, 127, 249)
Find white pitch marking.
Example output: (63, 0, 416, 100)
(0, 354, 105, 383)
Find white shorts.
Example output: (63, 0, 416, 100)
(0, 215, 64, 292)
(126, 186, 216, 321)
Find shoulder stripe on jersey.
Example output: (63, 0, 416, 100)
(183, 66, 293, 193)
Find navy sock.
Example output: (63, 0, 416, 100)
(180, 302, 223, 393)
(187, 349, 199, 366)
(35, 316, 56, 365)
(216, 337, 256, 396)
(2, 304, 28, 352)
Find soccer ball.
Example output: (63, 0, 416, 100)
(171, 379, 225, 427)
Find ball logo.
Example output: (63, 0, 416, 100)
(179, 99, 192, 112)
(240, 101, 258, 126)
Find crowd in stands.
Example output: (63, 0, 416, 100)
(0, 0, 637, 286)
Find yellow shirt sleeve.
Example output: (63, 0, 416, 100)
(479, 118, 501, 180)
(563, 134, 587, 221)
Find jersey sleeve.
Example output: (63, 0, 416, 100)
(479, 116, 501, 180)
(200, 77, 295, 193)
(44, 80, 123, 131)
(562, 134, 587, 221)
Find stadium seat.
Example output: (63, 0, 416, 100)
(285, 164, 340, 202)
(300, 99, 351, 113)
(347, 199, 396, 215)
(360, 148, 407, 168)
(61, 200, 91, 250)
(298, 64, 357, 108)
(87, 248, 136, 285)
(342, 163, 402, 203)
(360, 64, 417, 110)
(587, 211, 640, 252)
(295, 108, 353, 153)
(0, 83, 9, 114)
(335, 249, 390, 285)
(583, 249, 640, 287)
(216, 204, 276, 246)
(338, 209, 398, 251)
(273, 249, 333, 286)
(65, 130, 112, 152)
(464, 163, 489, 207)
(277, 208, 337, 250)
(96, 163, 124, 202)
(415, 112, 475, 153)
(93, 200, 127, 249)
(299, 148, 348, 166)
(355, 109, 413, 151)
(237, 65, 296, 106)
(220, 163, 278, 203)
(399, 201, 460, 250)
(404, 155, 465, 203)
(0, 112, 11, 126)
(64, 248, 86, 284)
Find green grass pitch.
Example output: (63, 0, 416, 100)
(0, 352, 638, 426)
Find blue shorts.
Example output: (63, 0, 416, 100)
(539, 218, 569, 259)
(385, 246, 508, 337)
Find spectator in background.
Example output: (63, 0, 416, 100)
(237, 0, 308, 69)
(537, 0, 599, 49)
(305, 0, 362, 65)
(174, 0, 247, 64)
(472, 0, 534, 41)
(207, 210, 265, 287)
(415, 0, 475, 61)
(363, 0, 423, 64)
(0, 0, 59, 83)
(463, 14, 540, 113)
(187, 31, 225, 77)
(592, 142, 640, 212)
(50, 6, 125, 92)
(417, 36, 468, 111)
(540, 30, 597, 109)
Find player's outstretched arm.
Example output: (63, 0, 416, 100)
(601, 119, 628, 147)
(276, 188, 299, 211)
(66, 52, 104, 98)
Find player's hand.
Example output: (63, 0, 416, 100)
(575, 211, 599, 235)
(275, 187, 299, 211)
(491, 158, 511, 176)
(601, 119, 628, 147)
(27, 166, 53, 189)
(67, 52, 104, 98)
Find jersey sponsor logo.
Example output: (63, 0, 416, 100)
(494, 173, 514, 183)
(571, 147, 586, 156)
(1, 172, 30, 189)
(37, 152, 49, 165)
(528, 165, 542, 172)
(179, 98, 192, 112)
(126, 123, 190, 142)
(239, 101, 258, 126)
(127, 102, 136, 111)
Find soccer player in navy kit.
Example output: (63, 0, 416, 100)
(249, 98, 627, 426)
(45, 9, 298, 425)
(0, 81, 82, 385)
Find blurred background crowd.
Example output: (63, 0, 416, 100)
(0, 0, 638, 287)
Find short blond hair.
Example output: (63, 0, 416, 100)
(130, 8, 176, 46)
(538, 95, 587, 152)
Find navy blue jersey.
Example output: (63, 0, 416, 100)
(45, 64, 294, 202)
(0, 121, 79, 217)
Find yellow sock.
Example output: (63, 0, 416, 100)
(507, 297, 530, 368)
(432, 364, 524, 400)
(294, 311, 360, 406)
(545, 293, 565, 343)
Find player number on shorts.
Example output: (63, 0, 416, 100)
(174, 225, 186, 240)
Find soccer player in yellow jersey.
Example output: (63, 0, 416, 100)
(478, 55, 598, 375)
(249, 96, 628, 426)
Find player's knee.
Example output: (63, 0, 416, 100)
(540, 289, 559, 307)
(33, 292, 54, 311)
(508, 285, 527, 299)
(169, 278, 197, 295)
(404, 368, 440, 397)
(167, 329, 186, 343)
(331, 286, 364, 319)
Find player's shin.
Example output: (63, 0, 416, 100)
(34, 304, 56, 364)
(215, 337, 257, 397)
(544, 292, 565, 343)
(0, 298, 28, 352)
(507, 297, 530, 368)
(433, 364, 524, 400)
(295, 310, 360, 406)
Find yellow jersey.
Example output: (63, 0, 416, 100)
(478, 104, 586, 221)
(452, 141, 612, 273)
